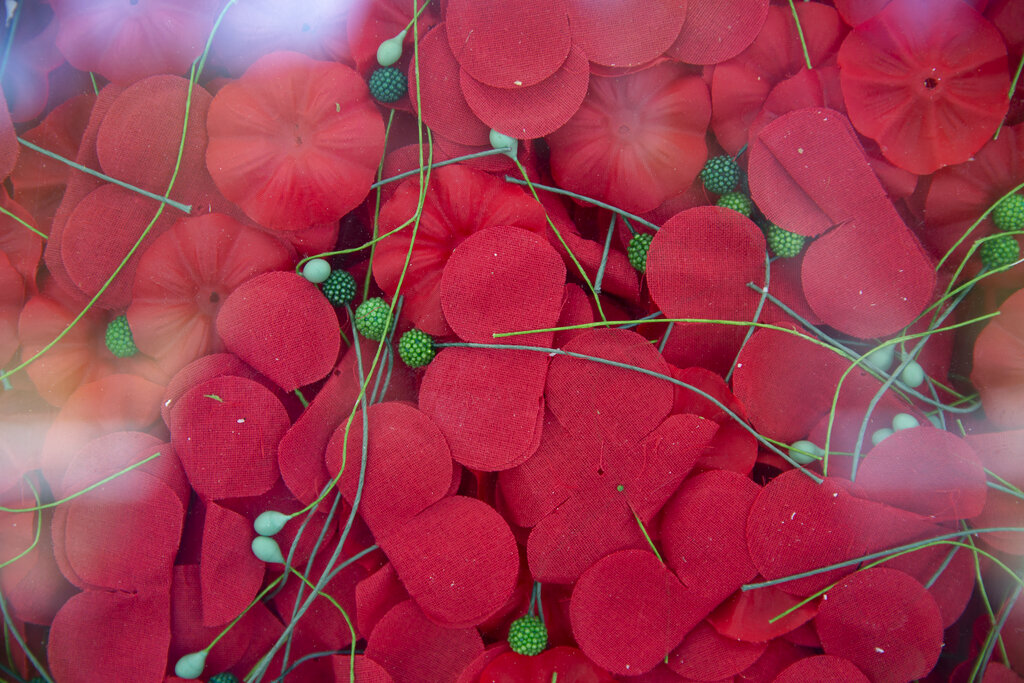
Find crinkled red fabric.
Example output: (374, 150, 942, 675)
(667, 0, 769, 65)
(478, 646, 615, 683)
(546, 328, 674, 448)
(773, 655, 869, 682)
(855, 427, 986, 520)
(566, 0, 685, 67)
(748, 66, 847, 147)
(216, 271, 340, 392)
(129, 214, 293, 376)
(50, 0, 217, 84)
(356, 563, 409, 639)
(200, 502, 264, 627)
(444, 0, 570, 88)
(419, 347, 547, 471)
(460, 44, 589, 139)
(661, 471, 760, 610)
(374, 164, 548, 336)
(710, 3, 846, 154)
(647, 206, 765, 374)
(972, 289, 1024, 429)
(325, 402, 452, 540)
(206, 51, 385, 231)
(706, 584, 817, 643)
(570, 549, 691, 675)
(667, 620, 766, 681)
(169, 375, 288, 500)
(441, 225, 565, 346)
(837, 0, 1008, 175)
(815, 568, 943, 683)
(365, 600, 484, 683)
(48, 589, 171, 683)
(746, 471, 869, 596)
(378, 496, 518, 628)
(548, 64, 710, 214)
(412, 25, 491, 146)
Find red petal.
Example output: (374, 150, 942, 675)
(325, 402, 452, 540)
(0, 89, 18, 181)
(216, 271, 340, 392)
(972, 288, 1024, 429)
(837, 0, 1009, 174)
(815, 568, 943, 683)
(365, 600, 484, 683)
(49, 590, 171, 683)
(966, 429, 1024, 555)
(0, 253, 24, 368)
(570, 549, 691, 675)
(378, 497, 518, 628)
(478, 646, 615, 683)
(356, 564, 409, 639)
(200, 502, 265, 627)
(445, 0, 571, 88)
(567, 0, 685, 67)
(668, 0, 769, 65)
(169, 375, 288, 500)
(667, 620, 766, 680)
(331, 655, 395, 683)
(412, 25, 490, 147)
(706, 584, 817, 642)
(774, 655, 870, 682)
(206, 51, 385, 231)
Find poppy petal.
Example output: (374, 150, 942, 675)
(567, 0, 686, 67)
(774, 655, 870, 682)
(667, 0, 769, 65)
(667, 620, 766, 681)
(200, 502, 264, 627)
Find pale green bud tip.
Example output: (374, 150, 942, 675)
(871, 428, 894, 446)
(788, 440, 821, 465)
(864, 345, 894, 372)
(302, 258, 332, 284)
(377, 31, 406, 67)
(254, 510, 290, 536)
(892, 413, 919, 431)
(252, 536, 285, 564)
(899, 360, 925, 388)
(175, 651, 208, 679)
(489, 129, 518, 159)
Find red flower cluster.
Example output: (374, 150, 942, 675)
(0, 1, 1022, 682)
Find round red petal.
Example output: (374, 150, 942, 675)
(419, 347, 547, 471)
(773, 655, 869, 682)
(570, 549, 691, 675)
(706, 584, 817, 643)
(129, 214, 293, 376)
(325, 402, 452, 540)
(566, 0, 685, 67)
(746, 470, 869, 596)
(331, 655, 395, 683)
(373, 164, 548, 336)
(412, 25, 490, 146)
(365, 600, 484, 683)
(356, 564, 409, 639)
(856, 427, 986, 520)
(160, 353, 265, 426)
(440, 225, 565, 345)
(50, 0, 216, 84)
(206, 51, 384, 231)
(478, 646, 615, 683)
(445, 0, 571, 88)
(460, 44, 589, 139)
(48, 590, 171, 683)
(0, 253, 24, 368)
(378, 497, 518, 628)
(815, 568, 943, 683)
(667, 620, 766, 681)
(546, 328, 673, 448)
(169, 375, 288, 500)
(0, 188, 44, 289)
(837, 0, 1009, 174)
(216, 271, 340, 392)
(548, 64, 710, 214)
(200, 502, 264, 627)
(667, 0, 769, 65)
(972, 289, 1024, 429)
(661, 471, 761, 609)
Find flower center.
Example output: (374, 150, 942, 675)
(923, 77, 938, 90)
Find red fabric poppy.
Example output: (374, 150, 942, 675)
(412, 25, 491, 147)
(667, 620, 766, 681)
(127, 213, 293, 376)
(774, 655, 869, 683)
(478, 646, 615, 683)
(373, 164, 548, 336)
(837, 0, 1009, 175)
(325, 402, 452, 541)
(670, 366, 757, 473)
(206, 51, 385, 231)
(711, 3, 847, 154)
(365, 600, 484, 683)
(815, 568, 943, 683)
(547, 63, 711, 214)
(168, 375, 289, 500)
(49, 0, 217, 85)
(48, 589, 171, 683)
(667, 0, 769, 66)
(199, 502, 265, 628)
(570, 549, 691, 676)
(566, 0, 685, 68)
(972, 288, 1024, 429)
(445, 0, 571, 88)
